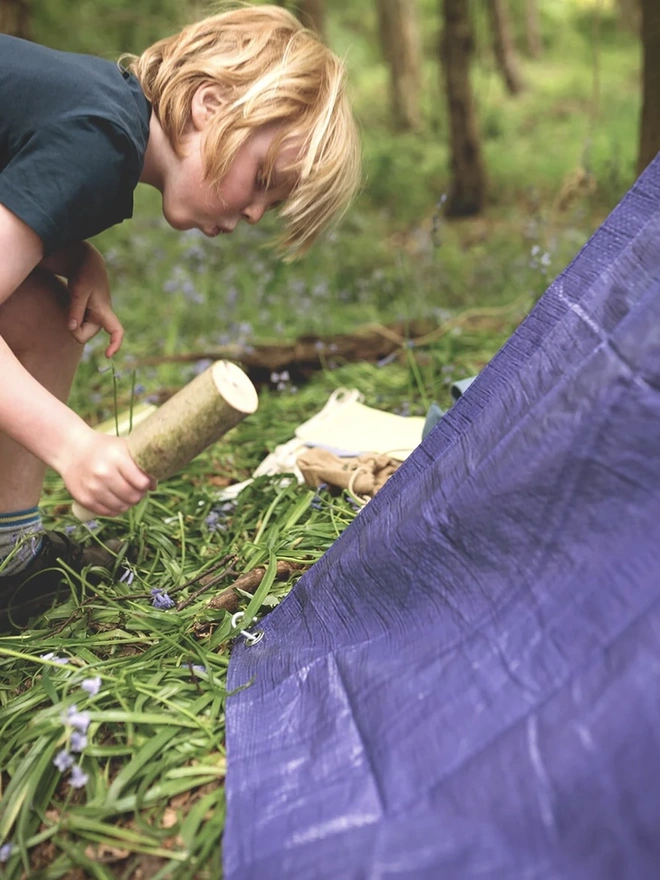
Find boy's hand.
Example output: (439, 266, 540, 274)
(58, 430, 152, 518)
(66, 243, 124, 358)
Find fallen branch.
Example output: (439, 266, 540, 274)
(207, 560, 304, 613)
(133, 305, 527, 387)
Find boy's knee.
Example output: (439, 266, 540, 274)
(0, 269, 77, 358)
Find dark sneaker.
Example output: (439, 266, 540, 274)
(0, 530, 121, 630)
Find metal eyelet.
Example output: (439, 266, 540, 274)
(230, 611, 264, 646)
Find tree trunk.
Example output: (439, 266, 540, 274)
(487, 0, 524, 94)
(440, 0, 486, 216)
(0, 0, 30, 38)
(375, 0, 422, 131)
(617, 0, 640, 35)
(637, 0, 660, 175)
(292, 0, 327, 41)
(524, 0, 542, 57)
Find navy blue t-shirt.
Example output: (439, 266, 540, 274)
(0, 35, 151, 254)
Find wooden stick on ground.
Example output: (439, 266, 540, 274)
(207, 560, 304, 614)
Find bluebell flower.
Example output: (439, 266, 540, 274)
(151, 588, 175, 610)
(0, 843, 14, 863)
(119, 567, 135, 586)
(68, 765, 89, 789)
(192, 665, 207, 675)
(205, 510, 220, 530)
(41, 652, 68, 665)
(205, 502, 234, 533)
(81, 676, 102, 696)
(310, 482, 328, 511)
(70, 732, 88, 753)
(53, 749, 74, 772)
(344, 493, 363, 513)
(66, 705, 91, 733)
(377, 351, 397, 368)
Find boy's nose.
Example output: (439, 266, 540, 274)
(242, 203, 266, 225)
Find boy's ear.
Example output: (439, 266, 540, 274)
(190, 84, 225, 130)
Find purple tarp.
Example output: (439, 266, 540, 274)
(224, 154, 660, 880)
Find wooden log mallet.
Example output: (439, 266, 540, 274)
(72, 360, 258, 522)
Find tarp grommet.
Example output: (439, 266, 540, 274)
(231, 611, 264, 646)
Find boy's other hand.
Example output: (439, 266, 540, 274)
(59, 430, 152, 518)
(66, 243, 124, 358)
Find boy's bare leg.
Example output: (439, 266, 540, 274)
(0, 269, 83, 513)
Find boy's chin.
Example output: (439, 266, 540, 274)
(161, 203, 193, 233)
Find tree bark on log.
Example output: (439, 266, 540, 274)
(440, 0, 487, 216)
(72, 361, 258, 520)
(0, 0, 30, 37)
(487, 0, 525, 94)
(637, 0, 660, 175)
(375, 0, 422, 131)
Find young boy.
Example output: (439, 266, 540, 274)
(0, 5, 361, 622)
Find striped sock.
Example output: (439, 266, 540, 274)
(0, 508, 44, 577)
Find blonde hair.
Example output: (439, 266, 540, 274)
(125, 4, 361, 258)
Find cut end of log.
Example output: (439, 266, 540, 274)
(71, 501, 97, 523)
(211, 361, 258, 414)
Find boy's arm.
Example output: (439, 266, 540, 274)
(39, 240, 124, 357)
(0, 204, 150, 515)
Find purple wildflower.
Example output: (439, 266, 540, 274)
(205, 502, 234, 533)
(68, 765, 89, 789)
(310, 482, 328, 511)
(66, 705, 91, 733)
(344, 492, 363, 513)
(151, 588, 175, 610)
(193, 358, 212, 375)
(53, 749, 74, 772)
(81, 676, 102, 696)
(0, 843, 14, 863)
(41, 652, 68, 665)
(192, 665, 207, 675)
(377, 351, 397, 368)
(119, 567, 135, 586)
(70, 732, 88, 752)
(205, 510, 221, 531)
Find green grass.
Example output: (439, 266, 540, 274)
(0, 3, 644, 876)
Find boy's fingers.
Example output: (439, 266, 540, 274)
(73, 321, 101, 345)
(104, 319, 124, 357)
(67, 288, 92, 331)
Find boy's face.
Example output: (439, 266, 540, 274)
(161, 120, 297, 238)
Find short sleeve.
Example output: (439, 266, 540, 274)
(0, 115, 140, 253)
